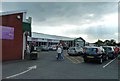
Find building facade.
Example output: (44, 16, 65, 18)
(0, 10, 31, 61)
(28, 32, 85, 49)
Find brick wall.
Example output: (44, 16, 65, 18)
(0, 13, 23, 61)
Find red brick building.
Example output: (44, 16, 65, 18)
(0, 10, 31, 61)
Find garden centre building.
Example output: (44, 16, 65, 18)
(27, 32, 86, 48)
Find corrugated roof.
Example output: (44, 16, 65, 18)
(0, 10, 27, 16)
(32, 32, 74, 41)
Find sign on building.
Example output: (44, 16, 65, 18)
(0, 26, 14, 40)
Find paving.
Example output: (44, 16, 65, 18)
(2, 50, 119, 79)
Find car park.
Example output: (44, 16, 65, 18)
(67, 47, 83, 56)
(102, 46, 116, 59)
(83, 46, 108, 64)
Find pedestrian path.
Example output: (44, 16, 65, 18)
(64, 54, 84, 64)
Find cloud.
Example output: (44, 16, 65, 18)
(33, 2, 117, 26)
(1, 0, 119, 2)
(61, 12, 118, 42)
(1, 2, 118, 42)
(2, 2, 118, 26)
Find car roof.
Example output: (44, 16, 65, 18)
(69, 47, 82, 48)
(102, 46, 114, 48)
(69, 47, 76, 48)
(84, 46, 100, 48)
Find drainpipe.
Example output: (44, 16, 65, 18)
(22, 31, 29, 60)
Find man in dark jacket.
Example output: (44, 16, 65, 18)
(30, 44, 34, 53)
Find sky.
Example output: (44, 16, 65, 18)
(1, 1, 119, 43)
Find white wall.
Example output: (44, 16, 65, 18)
(22, 33, 26, 60)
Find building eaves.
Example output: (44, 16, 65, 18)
(32, 32, 74, 41)
(0, 10, 27, 16)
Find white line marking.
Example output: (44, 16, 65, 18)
(103, 58, 116, 68)
(6, 65, 37, 79)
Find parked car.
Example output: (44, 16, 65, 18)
(48, 45, 53, 50)
(49, 45, 57, 51)
(52, 45, 57, 51)
(67, 47, 83, 56)
(83, 46, 108, 64)
(102, 46, 116, 59)
(41, 45, 49, 51)
(36, 46, 42, 52)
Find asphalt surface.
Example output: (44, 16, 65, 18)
(2, 50, 119, 79)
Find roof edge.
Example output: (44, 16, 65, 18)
(0, 10, 27, 16)
(32, 32, 75, 39)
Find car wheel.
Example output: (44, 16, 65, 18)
(99, 58, 103, 64)
(113, 55, 116, 59)
(105, 56, 108, 61)
(111, 55, 115, 59)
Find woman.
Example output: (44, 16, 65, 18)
(57, 45, 64, 60)
(57, 45, 62, 60)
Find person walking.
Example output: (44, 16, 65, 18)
(30, 44, 34, 53)
(26, 44, 30, 54)
(60, 44, 64, 60)
(57, 45, 62, 60)
(114, 46, 119, 57)
(57, 44, 64, 60)
(26, 44, 30, 59)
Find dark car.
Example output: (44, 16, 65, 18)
(83, 46, 108, 64)
(102, 46, 115, 59)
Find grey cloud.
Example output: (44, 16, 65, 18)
(2, 2, 118, 27)
(1, 2, 118, 42)
(1, 0, 119, 2)
(63, 25, 117, 39)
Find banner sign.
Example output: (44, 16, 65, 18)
(0, 26, 14, 40)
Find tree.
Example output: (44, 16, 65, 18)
(104, 40, 110, 46)
(117, 42, 120, 46)
(94, 39, 104, 46)
(103, 39, 116, 46)
(109, 39, 116, 46)
(94, 39, 117, 46)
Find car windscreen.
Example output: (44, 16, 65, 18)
(103, 47, 112, 52)
(69, 48, 75, 50)
(85, 48, 97, 54)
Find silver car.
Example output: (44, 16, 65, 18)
(102, 46, 115, 59)
(67, 47, 83, 56)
